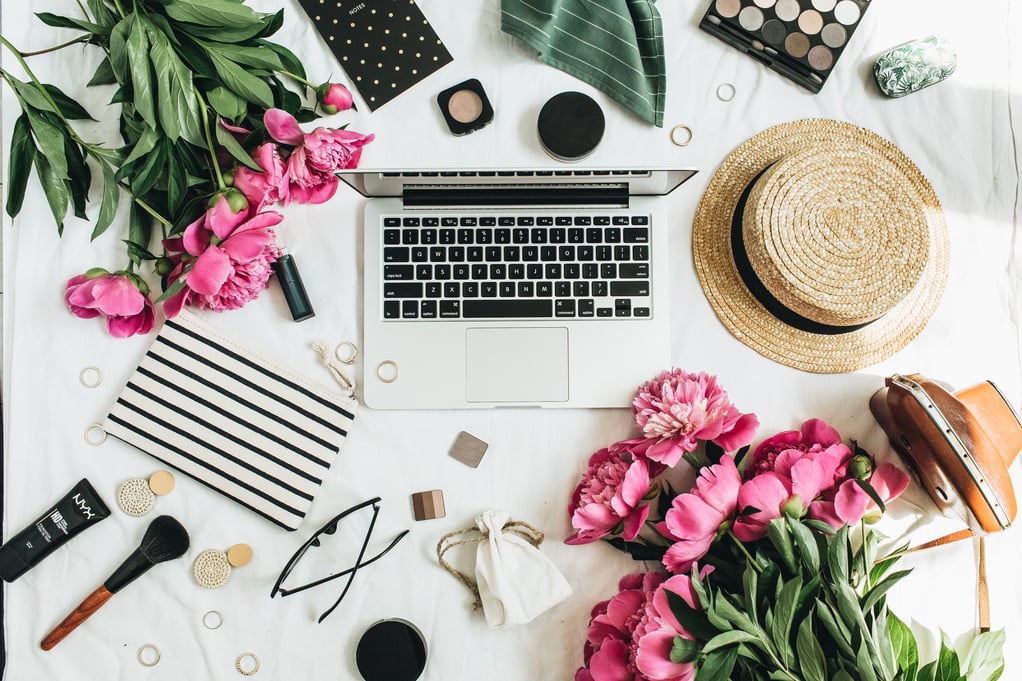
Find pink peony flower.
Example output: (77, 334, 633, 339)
(632, 370, 759, 467)
(578, 572, 664, 681)
(634, 569, 710, 681)
(749, 418, 910, 529)
(658, 456, 742, 573)
(264, 108, 374, 205)
(567, 440, 666, 546)
(65, 272, 155, 338)
(162, 195, 282, 317)
(319, 82, 354, 114)
(233, 143, 289, 209)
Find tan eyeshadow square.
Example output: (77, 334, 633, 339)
(411, 490, 446, 521)
(449, 431, 489, 468)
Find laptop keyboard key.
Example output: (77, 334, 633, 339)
(420, 300, 437, 318)
(463, 300, 553, 318)
(384, 301, 400, 318)
(555, 300, 576, 317)
(619, 263, 649, 278)
(384, 265, 414, 280)
(402, 300, 418, 318)
(384, 247, 410, 263)
(634, 307, 650, 317)
(412, 247, 428, 262)
(611, 281, 649, 296)
(385, 283, 422, 298)
(624, 227, 649, 243)
(440, 301, 461, 318)
(579, 299, 595, 317)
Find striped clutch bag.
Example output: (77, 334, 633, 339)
(103, 310, 357, 530)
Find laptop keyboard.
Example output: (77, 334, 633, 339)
(380, 212, 652, 320)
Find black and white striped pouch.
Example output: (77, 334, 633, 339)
(103, 310, 357, 531)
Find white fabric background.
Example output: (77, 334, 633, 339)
(2, 0, 1020, 679)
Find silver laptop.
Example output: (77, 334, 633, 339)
(340, 168, 696, 409)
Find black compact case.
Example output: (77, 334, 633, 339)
(700, 0, 870, 93)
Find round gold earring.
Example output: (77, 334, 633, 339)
(193, 543, 253, 589)
(116, 470, 176, 517)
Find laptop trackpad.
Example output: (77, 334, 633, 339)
(465, 327, 569, 403)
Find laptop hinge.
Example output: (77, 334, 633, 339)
(402, 185, 629, 208)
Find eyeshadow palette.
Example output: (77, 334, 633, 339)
(700, 0, 870, 93)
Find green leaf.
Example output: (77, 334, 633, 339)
(157, 275, 188, 302)
(41, 85, 97, 121)
(888, 612, 919, 681)
(795, 615, 827, 681)
(34, 12, 107, 35)
(118, 127, 160, 173)
(861, 570, 913, 614)
(162, 0, 264, 28)
(828, 525, 851, 581)
(166, 150, 187, 215)
(128, 201, 153, 259)
(742, 564, 759, 623)
(670, 636, 699, 664)
(256, 38, 306, 80)
(5, 114, 37, 218)
(870, 542, 910, 586)
(214, 120, 260, 171)
(856, 478, 887, 513)
(816, 601, 854, 659)
(88, 57, 118, 87)
(108, 16, 132, 81)
(833, 671, 856, 681)
(34, 154, 69, 232)
(86, 0, 117, 29)
(197, 41, 283, 71)
(147, 24, 204, 145)
(131, 137, 168, 197)
(767, 519, 797, 575)
(127, 16, 157, 129)
(961, 629, 1006, 681)
(712, 593, 761, 637)
(206, 85, 248, 122)
(786, 518, 820, 574)
(124, 239, 157, 261)
(933, 635, 961, 681)
(23, 107, 70, 180)
(64, 137, 92, 220)
(855, 639, 881, 681)
(665, 590, 718, 641)
(698, 645, 739, 681)
(206, 50, 273, 108)
(769, 576, 801, 668)
(9, 77, 57, 114)
(92, 159, 120, 241)
(702, 630, 763, 655)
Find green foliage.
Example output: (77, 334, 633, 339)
(2, 0, 318, 272)
(656, 518, 1008, 681)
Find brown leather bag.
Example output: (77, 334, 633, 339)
(870, 374, 1022, 535)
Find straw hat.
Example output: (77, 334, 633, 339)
(692, 118, 949, 373)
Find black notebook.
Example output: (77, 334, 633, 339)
(295, 0, 453, 111)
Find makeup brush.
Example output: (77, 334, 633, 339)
(41, 515, 190, 651)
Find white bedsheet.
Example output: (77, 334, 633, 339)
(2, 1, 1020, 679)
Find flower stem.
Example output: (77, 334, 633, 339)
(280, 70, 315, 90)
(196, 94, 226, 190)
(19, 36, 91, 58)
(131, 194, 173, 229)
(727, 530, 762, 574)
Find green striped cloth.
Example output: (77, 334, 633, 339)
(501, 0, 665, 127)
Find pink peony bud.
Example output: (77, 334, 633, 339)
(319, 82, 354, 114)
(64, 272, 155, 338)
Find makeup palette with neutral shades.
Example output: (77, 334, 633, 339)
(700, 0, 870, 93)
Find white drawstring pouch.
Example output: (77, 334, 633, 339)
(437, 510, 572, 628)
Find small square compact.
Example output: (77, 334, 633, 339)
(700, 0, 870, 93)
(437, 79, 494, 136)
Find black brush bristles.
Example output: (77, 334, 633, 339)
(105, 515, 190, 593)
(139, 515, 190, 564)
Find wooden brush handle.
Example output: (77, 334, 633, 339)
(40, 585, 113, 651)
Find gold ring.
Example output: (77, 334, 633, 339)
(335, 341, 358, 365)
(236, 652, 260, 676)
(137, 643, 161, 667)
(376, 360, 399, 383)
(716, 83, 736, 102)
(84, 424, 107, 446)
(203, 610, 224, 630)
(670, 125, 693, 147)
(79, 366, 103, 388)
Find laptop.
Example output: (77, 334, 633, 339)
(339, 168, 696, 409)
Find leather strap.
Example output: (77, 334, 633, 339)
(892, 528, 989, 633)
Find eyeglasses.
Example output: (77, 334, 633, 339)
(270, 497, 409, 623)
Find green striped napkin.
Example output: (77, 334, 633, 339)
(501, 0, 665, 127)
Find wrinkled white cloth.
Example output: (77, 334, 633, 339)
(474, 511, 572, 628)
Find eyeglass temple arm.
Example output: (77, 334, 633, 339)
(275, 529, 410, 598)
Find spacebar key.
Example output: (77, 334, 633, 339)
(463, 300, 553, 318)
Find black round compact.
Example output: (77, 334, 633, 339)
(537, 91, 605, 162)
(355, 619, 428, 681)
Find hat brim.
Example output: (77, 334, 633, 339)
(692, 118, 949, 373)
